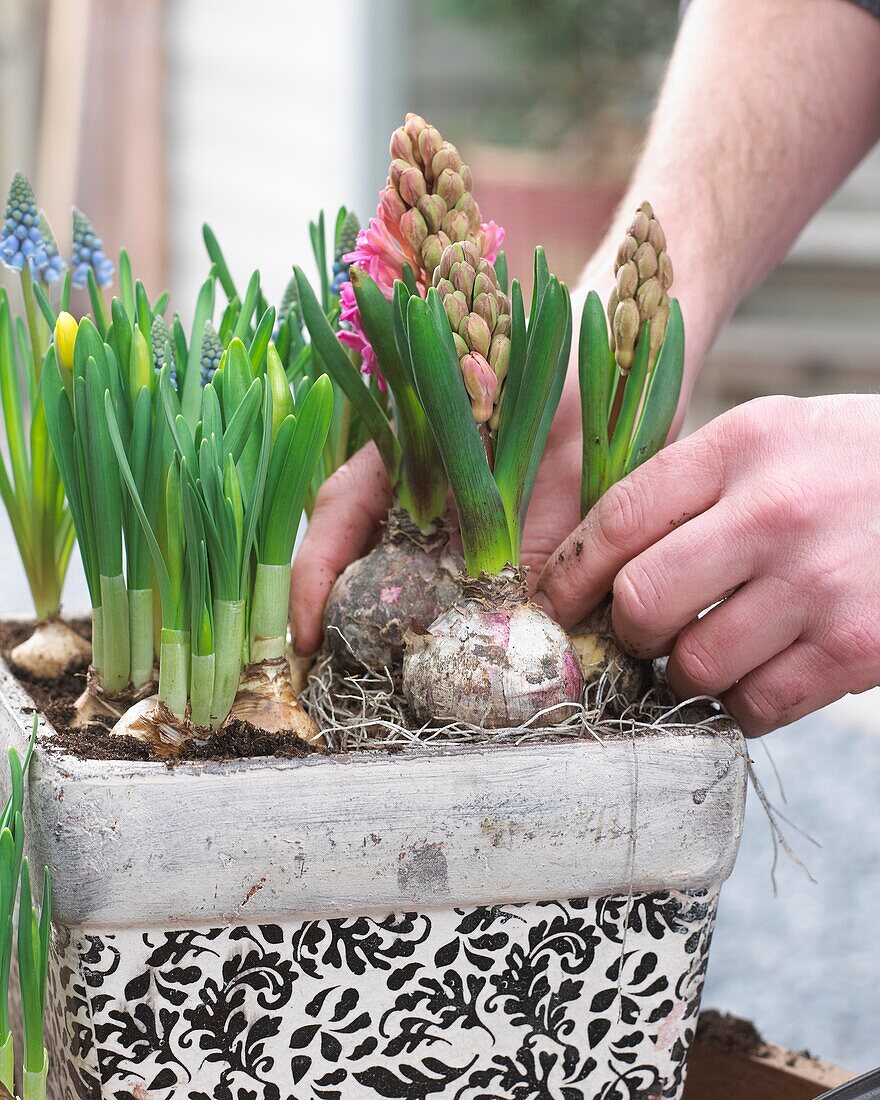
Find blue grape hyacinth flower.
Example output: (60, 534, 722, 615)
(70, 207, 114, 289)
(330, 209, 360, 297)
(38, 212, 67, 285)
(0, 172, 49, 277)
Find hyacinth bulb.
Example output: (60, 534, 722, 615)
(403, 567, 584, 729)
(323, 508, 462, 684)
(71, 206, 114, 288)
(0, 172, 50, 276)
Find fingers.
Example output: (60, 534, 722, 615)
(665, 576, 805, 698)
(290, 443, 391, 656)
(536, 431, 724, 628)
(721, 640, 847, 737)
(610, 502, 758, 658)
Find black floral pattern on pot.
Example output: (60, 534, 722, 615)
(41, 890, 715, 1100)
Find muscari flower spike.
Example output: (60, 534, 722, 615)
(0, 172, 50, 276)
(38, 211, 67, 285)
(71, 206, 114, 289)
(151, 315, 179, 389)
(200, 320, 223, 385)
(331, 210, 360, 297)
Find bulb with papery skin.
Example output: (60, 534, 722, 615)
(403, 566, 584, 728)
(323, 508, 462, 684)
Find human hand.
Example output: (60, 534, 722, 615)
(290, 443, 392, 657)
(536, 394, 880, 735)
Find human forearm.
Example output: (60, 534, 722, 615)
(578, 0, 880, 393)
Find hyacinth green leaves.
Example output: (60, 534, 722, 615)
(402, 249, 572, 577)
(578, 292, 684, 516)
(579, 201, 684, 516)
(405, 294, 511, 575)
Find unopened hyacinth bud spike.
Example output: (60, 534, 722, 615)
(0, 172, 50, 276)
(608, 201, 673, 373)
(200, 320, 224, 385)
(71, 206, 114, 289)
(383, 113, 501, 284)
(433, 242, 510, 426)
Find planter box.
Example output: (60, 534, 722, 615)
(683, 1030, 852, 1099)
(0, 653, 747, 1100)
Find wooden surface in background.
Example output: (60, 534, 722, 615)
(684, 1038, 852, 1100)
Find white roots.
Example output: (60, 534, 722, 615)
(9, 619, 91, 681)
(402, 568, 584, 729)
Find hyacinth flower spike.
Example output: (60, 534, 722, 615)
(0, 174, 86, 680)
(573, 201, 684, 703)
(399, 244, 584, 729)
(292, 115, 511, 682)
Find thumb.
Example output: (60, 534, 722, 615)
(290, 443, 391, 656)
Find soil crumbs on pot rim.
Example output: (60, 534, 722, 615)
(696, 1009, 765, 1056)
(1, 619, 317, 764)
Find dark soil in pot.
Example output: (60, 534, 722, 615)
(0, 617, 318, 765)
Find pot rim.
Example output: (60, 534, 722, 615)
(0, 653, 747, 930)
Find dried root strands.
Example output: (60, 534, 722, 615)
(575, 202, 685, 708)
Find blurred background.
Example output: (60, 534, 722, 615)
(1, 0, 878, 1072)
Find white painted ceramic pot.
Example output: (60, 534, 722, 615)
(0, 655, 746, 1100)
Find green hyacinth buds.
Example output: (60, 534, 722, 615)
(434, 242, 511, 426)
(607, 201, 673, 373)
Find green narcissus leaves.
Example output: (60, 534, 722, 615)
(294, 265, 399, 479)
(261, 374, 333, 565)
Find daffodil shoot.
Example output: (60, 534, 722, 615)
(0, 175, 87, 680)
